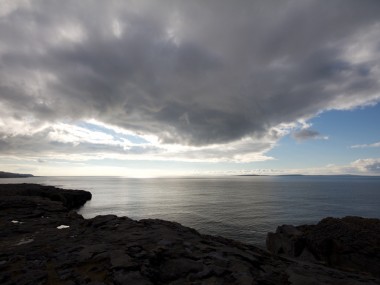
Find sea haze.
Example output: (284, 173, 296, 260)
(1, 176, 379, 246)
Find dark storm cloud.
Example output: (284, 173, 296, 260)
(1, 0, 380, 149)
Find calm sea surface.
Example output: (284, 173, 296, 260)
(1, 175, 380, 246)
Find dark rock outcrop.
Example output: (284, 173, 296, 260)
(267, 216, 380, 278)
(0, 171, 33, 178)
(0, 183, 92, 210)
(1, 184, 379, 285)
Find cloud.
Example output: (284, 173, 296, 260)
(351, 141, 380, 148)
(292, 129, 328, 141)
(363, 161, 380, 173)
(183, 157, 380, 176)
(349, 158, 380, 174)
(0, 120, 275, 163)
(1, 1, 380, 161)
(318, 158, 380, 175)
(218, 158, 380, 176)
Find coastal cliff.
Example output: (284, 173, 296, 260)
(0, 171, 34, 178)
(0, 184, 379, 285)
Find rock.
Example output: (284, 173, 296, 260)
(1, 184, 379, 285)
(159, 258, 204, 281)
(109, 250, 137, 269)
(0, 171, 33, 178)
(114, 270, 153, 285)
(267, 216, 380, 278)
(0, 183, 92, 210)
(266, 225, 309, 259)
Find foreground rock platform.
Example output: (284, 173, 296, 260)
(1, 184, 379, 285)
(266, 216, 380, 278)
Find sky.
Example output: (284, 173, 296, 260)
(0, 0, 379, 177)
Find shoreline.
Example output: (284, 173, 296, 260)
(1, 183, 379, 284)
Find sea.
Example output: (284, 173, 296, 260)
(1, 175, 379, 246)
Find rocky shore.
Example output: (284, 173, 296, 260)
(266, 216, 380, 278)
(1, 184, 379, 285)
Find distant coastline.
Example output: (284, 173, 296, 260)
(236, 174, 302, 177)
(236, 174, 379, 177)
(0, 171, 34, 178)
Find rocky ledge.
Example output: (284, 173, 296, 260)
(266, 216, 380, 278)
(1, 184, 379, 285)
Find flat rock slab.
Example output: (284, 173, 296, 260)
(1, 184, 379, 285)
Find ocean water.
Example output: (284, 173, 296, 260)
(1, 175, 380, 246)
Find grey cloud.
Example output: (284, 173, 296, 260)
(292, 129, 326, 141)
(364, 162, 380, 173)
(349, 158, 380, 174)
(1, 0, 380, 152)
(0, 126, 273, 163)
(0, 129, 159, 158)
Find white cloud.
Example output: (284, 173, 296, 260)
(299, 158, 380, 175)
(351, 141, 380, 148)
(213, 158, 380, 176)
(0, 120, 276, 163)
(46, 123, 130, 148)
(348, 158, 380, 174)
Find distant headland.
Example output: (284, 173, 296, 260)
(0, 171, 34, 178)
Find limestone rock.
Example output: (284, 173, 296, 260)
(267, 216, 380, 278)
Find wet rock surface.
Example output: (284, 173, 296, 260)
(1, 184, 379, 285)
(266, 216, 380, 279)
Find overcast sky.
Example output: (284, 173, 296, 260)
(1, 0, 380, 176)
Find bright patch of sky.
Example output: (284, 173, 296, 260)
(259, 103, 380, 172)
(77, 121, 149, 145)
